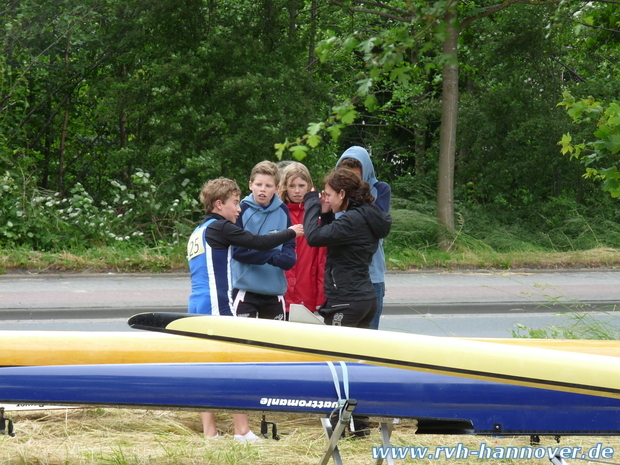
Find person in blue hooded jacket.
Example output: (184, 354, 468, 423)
(231, 161, 296, 320)
(337, 146, 392, 329)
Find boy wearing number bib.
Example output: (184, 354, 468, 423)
(187, 177, 302, 316)
(186, 177, 303, 439)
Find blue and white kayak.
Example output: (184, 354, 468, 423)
(1, 361, 620, 436)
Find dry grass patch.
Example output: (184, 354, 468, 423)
(1, 408, 619, 464)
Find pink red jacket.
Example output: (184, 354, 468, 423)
(285, 202, 326, 311)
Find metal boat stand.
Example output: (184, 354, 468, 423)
(318, 399, 357, 465)
(318, 401, 399, 465)
(318, 361, 400, 465)
(0, 407, 15, 437)
(260, 415, 280, 440)
(550, 455, 569, 465)
(375, 419, 398, 465)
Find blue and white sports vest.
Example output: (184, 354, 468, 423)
(187, 219, 234, 316)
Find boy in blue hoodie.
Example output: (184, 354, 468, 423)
(337, 146, 392, 330)
(231, 161, 296, 320)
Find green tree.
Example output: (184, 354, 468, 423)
(278, 0, 619, 250)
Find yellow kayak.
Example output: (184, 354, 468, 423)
(0, 330, 325, 366)
(128, 312, 620, 399)
(3, 329, 620, 366)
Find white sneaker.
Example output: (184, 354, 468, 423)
(234, 431, 262, 442)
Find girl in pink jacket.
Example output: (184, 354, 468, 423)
(279, 162, 326, 314)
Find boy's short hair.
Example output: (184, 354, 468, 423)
(199, 177, 241, 213)
(339, 157, 363, 171)
(250, 160, 280, 186)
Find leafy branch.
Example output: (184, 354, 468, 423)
(274, 3, 444, 161)
(558, 91, 620, 197)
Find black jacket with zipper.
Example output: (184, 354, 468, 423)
(303, 191, 392, 302)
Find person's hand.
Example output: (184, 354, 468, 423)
(289, 224, 304, 237)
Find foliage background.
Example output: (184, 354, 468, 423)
(0, 0, 619, 265)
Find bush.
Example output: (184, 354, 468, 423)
(385, 208, 438, 248)
(0, 168, 199, 251)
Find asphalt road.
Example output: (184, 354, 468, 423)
(1, 270, 619, 337)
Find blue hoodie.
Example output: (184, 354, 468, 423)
(231, 193, 296, 295)
(337, 146, 391, 284)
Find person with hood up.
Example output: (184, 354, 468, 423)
(337, 146, 391, 329)
(231, 161, 297, 320)
(303, 167, 392, 328)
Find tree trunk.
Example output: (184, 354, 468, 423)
(288, 0, 297, 42)
(414, 125, 426, 175)
(57, 34, 72, 193)
(57, 97, 70, 192)
(307, 0, 318, 70)
(437, 3, 459, 251)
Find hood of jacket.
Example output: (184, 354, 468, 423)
(242, 193, 284, 213)
(353, 201, 392, 240)
(337, 146, 379, 198)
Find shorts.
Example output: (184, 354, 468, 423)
(232, 289, 285, 320)
(318, 298, 377, 328)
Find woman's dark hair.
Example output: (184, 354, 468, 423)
(324, 168, 374, 206)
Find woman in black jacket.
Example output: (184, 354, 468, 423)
(303, 168, 392, 328)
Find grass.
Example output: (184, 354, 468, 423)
(384, 245, 620, 271)
(1, 244, 620, 275)
(3, 197, 620, 274)
(0, 245, 188, 275)
(2, 408, 619, 465)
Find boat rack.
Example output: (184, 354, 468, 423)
(317, 399, 398, 465)
(0, 407, 15, 437)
